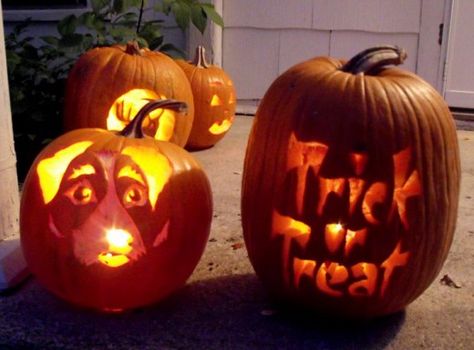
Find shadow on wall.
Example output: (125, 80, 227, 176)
(0, 274, 404, 349)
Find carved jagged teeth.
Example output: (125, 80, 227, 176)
(324, 223, 345, 253)
(324, 223, 367, 257)
(344, 228, 367, 257)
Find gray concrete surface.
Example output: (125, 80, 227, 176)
(0, 115, 473, 349)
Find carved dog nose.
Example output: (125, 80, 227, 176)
(98, 229, 134, 268)
(106, 229, 133, 255)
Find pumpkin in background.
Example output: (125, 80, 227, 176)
(63, 41, 194, 147)
(241, 46, 460, 318)
(21, 100, 212, 312)
(176, 46, 236, 149)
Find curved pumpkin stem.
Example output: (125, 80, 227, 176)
(125, 41, 143, 56)
(340, 46, 407, 75)
(120, 99, 188, 139)
(192, 45, 210, 68)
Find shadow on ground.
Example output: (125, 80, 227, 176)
(0, 274, 404, 349)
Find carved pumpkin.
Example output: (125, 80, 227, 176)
(21, 100, 212, 311)
(241, 46, 460, 318)
(63, 41, 194, 147)
(176, 46, 236, 149)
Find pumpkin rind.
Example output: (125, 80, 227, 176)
(21, 101, 212, 311)
(176, 46, 237, 149)
(63, 42, 195, 147)
(241, 47, 460, 318)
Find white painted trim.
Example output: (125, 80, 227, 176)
(0, 3, 29, 291)
(445, 90, 474, 109)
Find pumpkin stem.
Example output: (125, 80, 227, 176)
(120, 99, 188, 139)
(192, 45, 210, 68)
(340, 45, 407, 75)
(125, 41, 143, 56)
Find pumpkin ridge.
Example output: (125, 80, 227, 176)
(86, 49, 123, 128)
(100, 50, 132, 127)
(65, 49, 116, 129)
(387, 77, 440, 304)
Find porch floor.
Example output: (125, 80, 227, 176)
(0, 115, 473, 349)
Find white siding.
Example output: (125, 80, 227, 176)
(222, 0, 446, 102)
(312, 0, 421, 32)
(278, 30, 330, 74)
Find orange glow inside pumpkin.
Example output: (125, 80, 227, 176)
(68, 164, 96, 180)
(209, 116, 235, 135)
(324, 223, 345, 254)
(270, 132, 423, 298)
(121, 145, 172, 210)
(210, 94, 222, 106)
(228, 92, 236, 104)
(206, 90, 236, 135)
(37, 141, 93, 204)
(98, 228, 133, 267)
(107, 89, 176, 141)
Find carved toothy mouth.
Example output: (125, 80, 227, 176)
(209, 115, 234, 135)
(98, 252, 130, 267)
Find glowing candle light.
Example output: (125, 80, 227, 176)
(98, 229, 133, 267)
(325, 223, 345, 253)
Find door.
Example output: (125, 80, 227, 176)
(444, 0, 474, 109)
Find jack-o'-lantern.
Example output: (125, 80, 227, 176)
(241, 46, 460, 318)
(63, 41, 194, 147)
(176, 46, 236, 149)
(21, 100, 212, 311)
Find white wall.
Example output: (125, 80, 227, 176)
(221, 0, 446, 102)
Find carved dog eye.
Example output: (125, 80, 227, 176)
(123, 184, 147, 208)
(65, 179, 97, 205)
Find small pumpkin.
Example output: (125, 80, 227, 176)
(63, 41, 194, 147)
(176, 46, 236, 149)
(21, 100, 212, 311)
(241, 46, 460, 318)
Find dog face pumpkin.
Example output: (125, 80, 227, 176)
(36, 140, 172, 268)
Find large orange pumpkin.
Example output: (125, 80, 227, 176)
(63, 41, 194, 147)
(176, 46, 236, 149)
(241, 46, 460, 318)
(21, 100, 212, 311)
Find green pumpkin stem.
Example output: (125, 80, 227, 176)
(120, 99, 188, 139)
(193, 45, 210, 68)
(340, 45, 407, 75)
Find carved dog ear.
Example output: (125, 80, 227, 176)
(121, 145, 172, 210)
(36, 141, 93, 204)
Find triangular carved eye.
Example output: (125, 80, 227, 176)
(210, 94, 222, 106)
